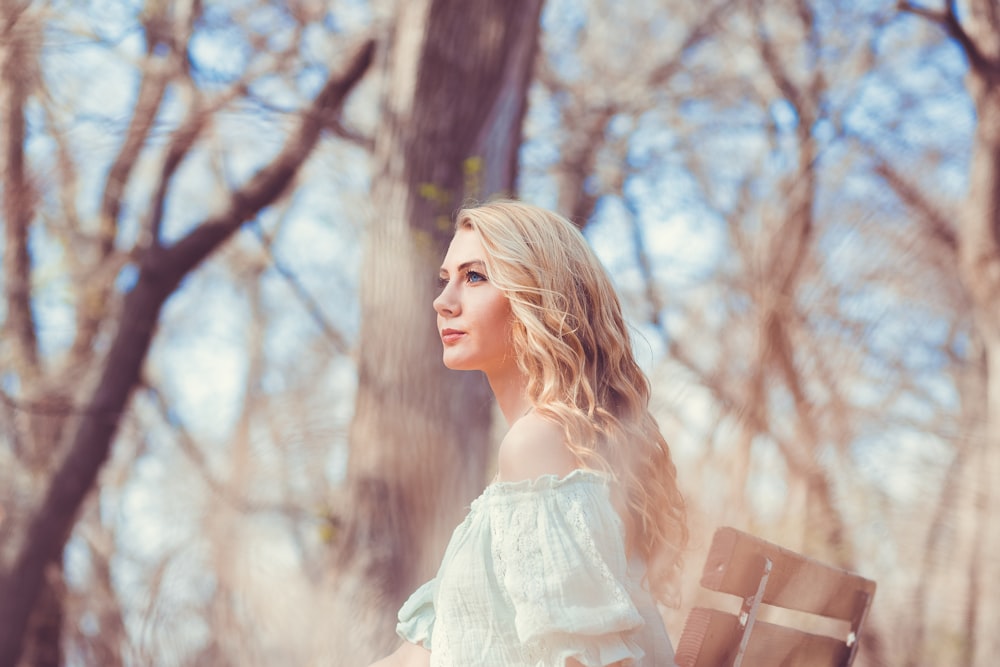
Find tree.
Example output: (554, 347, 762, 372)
(330, 0, 545, 659)
(895, 1, 1000, 662)
(0, 1, 375, 662)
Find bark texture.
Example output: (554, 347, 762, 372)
(339, 0, 543, 658)
(952, 1, 1000, 662)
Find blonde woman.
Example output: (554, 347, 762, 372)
(370, 200, 686, 667)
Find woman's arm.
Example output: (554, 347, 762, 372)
(367, 641, 430, 667)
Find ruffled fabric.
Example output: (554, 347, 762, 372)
(395, 469, 673, 666)
(488, 471, 645, 666)
(396, 578, 436, 650)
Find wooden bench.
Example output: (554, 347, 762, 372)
(675, 527, 876, 667)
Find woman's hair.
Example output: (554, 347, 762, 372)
(455, 199, 687, 605)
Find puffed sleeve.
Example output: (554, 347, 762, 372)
(489, 473, 646, 666)
(396, 578, 436, 650)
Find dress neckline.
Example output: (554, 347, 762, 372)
(471, 468, 609, 508)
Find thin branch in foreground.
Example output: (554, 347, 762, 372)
(159, 38, 377, 280)
(140, 381, 314, 520)
(249, 221, 352, 356)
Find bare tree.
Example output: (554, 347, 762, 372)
(0, 0, 375, 662)
(894, 1, 1000, 662)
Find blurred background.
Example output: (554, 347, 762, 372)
(1, 0, 998, 665)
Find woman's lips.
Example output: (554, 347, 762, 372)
(441, 329, 465, 344)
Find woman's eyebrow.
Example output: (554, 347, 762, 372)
(439, 260, 485, 275)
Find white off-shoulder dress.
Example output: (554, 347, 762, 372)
(396, 469, 677, 666)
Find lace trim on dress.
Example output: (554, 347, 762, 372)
(472, 468, 610, 508)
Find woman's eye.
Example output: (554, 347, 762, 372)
(437, 276, 449, 289)
(466, 271, 487, 284)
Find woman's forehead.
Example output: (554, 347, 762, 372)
(441, 227, 484, 269)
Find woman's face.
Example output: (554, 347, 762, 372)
(433, 227, 516, 378)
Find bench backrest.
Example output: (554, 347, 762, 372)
(675, 527, 876, 667)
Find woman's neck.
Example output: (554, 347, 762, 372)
(486, 366, 531, 427)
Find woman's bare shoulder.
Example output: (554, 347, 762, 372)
(497, 410, 578, 482)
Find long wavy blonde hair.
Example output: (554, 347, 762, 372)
(455, 199, 687, 605)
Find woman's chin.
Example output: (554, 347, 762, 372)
(442, 354, 478, 372)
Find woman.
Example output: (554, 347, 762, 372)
(370, 200, 686, 667)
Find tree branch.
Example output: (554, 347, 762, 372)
(145, 65, 258, 247)
(249, 221, 352, 355)
(0, 36, 376, 667)
(755, 8, 807, 118)
(38, 94, 84, 242)
(646, 0, 731, 89)
(245, 92, 375, 151)
(160, 38, 376, 279)
(872, 157, 959, 254)
(98, 48, 171, 259)
(77, 25, 175, 369)
(898, 0, 997, 75)
(141, 382, 315, 519)
(1, 1, 41, 383)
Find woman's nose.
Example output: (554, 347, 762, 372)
(433, 281, 458, 316)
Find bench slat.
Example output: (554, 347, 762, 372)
(700, 527, 875, 621)
(675, 608, 851, 667)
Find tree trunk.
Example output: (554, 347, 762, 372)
(17, 566, 63, 667)
(890, 3, 999, 662)
(960, 62, 1000, 667)
(954, 5, 1000, 661)
(339, 0, 543, 659)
